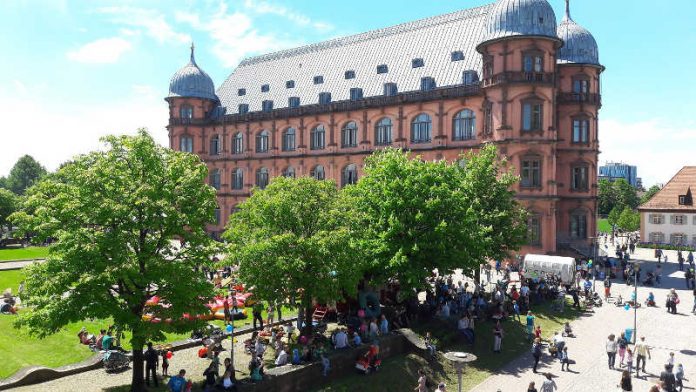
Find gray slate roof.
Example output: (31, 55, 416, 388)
(216, 4, 492, 114)
(556, 11, 599, 66)
(482, 0, 558, 44)
(169, 47, 218, 101)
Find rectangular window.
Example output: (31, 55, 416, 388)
(345, 70, 356, 79)
(349, 88, 363, 101)
(523, 54, 543, 73)
(412, 58, 424, 68)
(679, 196, 686, 205)
(572, 119, 589, 143)
(262, 100, 273, 112)
(451, 51, 464, 62)
(232, 170, 243, 190)
(462, 70, 479, 85)
(282, 132, 295, 151)
(261, 84, 269, 92)
(237, 88, 246, 96)
(522, 102, 543, 131)
(483, 55, 493, 78)
(377, 64, 388, 74)
(420, 77, 436, 91)
(570, 214, 587, 239)
(483, 102, 493, 134)
(649, 232, 665, 243)
(573, 79, 590, 94)
(238, 104, 249, 114)
(286, 80, 295, 89)
(650, 214, 664, 225)
(179, 136, 193, 153)
(313, 75, 324, 84)
(210, 137, 220, 155)
(214, 208, 221, 225)
(527, 215, 541, 246)
(571, 166, 589, 190)
(319, 92, 331, 105)
(672, 215, 686, 225)
(671, 233, 687, 246)
(521, 159, 541, 188)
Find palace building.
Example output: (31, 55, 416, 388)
(166, 0, 603, 257)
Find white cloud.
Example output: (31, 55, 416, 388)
(66, 37, 132, 64)
(175, 3, 302, 67)
(599, 118, 696, 187)
(0, 83, 168, 176)
(98, 6, 190, 44)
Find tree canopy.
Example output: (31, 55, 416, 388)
(617, 207, 640, 232)
(342, 145, 527, 290)
(223, 176, 361, 334)
(0, 188, 18, 233)
(10, 130, 218, 391)
(598, 178, 639, 215)
(640, 184, 662, 205)
(4, 155, 47, 195)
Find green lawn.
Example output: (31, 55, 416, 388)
(597, 218, 611, 233)
(315, 300, 582, 392)
(0, 246, 49, 262)
(0, 269, 292, 379)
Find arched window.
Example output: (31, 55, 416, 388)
(342, 164, 358, 187)
(210, 135, 221, 155)
(231, 168, 244, 190)
(180, 135, 193, 153)
(342, 121, 358, 148)
(310, 125, 325, 150)
(256, 167, 269, 189)
(209, 168, 221, 190)
(282, 128, 296, 151)
(180, 105, 193, 121)
(411, 114, 431, 143)
(233, 132, 244, 154)
(570, 210, 587, 239)
(282, 166, 295, 178)
(375, 117, 392, 146)
(256, 130, 269, 153)
(453, 109, 476, 141)
(571, 165, 589, 191)
(311, 165, 325, 180)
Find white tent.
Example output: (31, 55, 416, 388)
(522, 254, 576, 284)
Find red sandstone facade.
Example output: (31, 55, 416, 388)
(166, 1, 602, 257)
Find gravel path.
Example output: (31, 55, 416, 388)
(0, 259, 41, 271)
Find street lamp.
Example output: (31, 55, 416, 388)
(443, 352, 477, 392)
(632, 262, 640, 344)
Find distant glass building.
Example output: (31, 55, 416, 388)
(599, 162, 638, 187)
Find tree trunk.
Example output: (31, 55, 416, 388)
(302, 297, 313, 337)
(130, 339, 145, 392)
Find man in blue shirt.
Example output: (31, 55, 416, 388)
(167, 369, 187, 392)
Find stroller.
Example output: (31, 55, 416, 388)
(103, 350, 130, 372)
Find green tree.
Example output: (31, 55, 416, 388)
(607, 207, 621, 229)
(613, 178, 640, 211)
(10, 130, 218, 392)
(598, 179, 615, 216)
(6, 155, 47, 195)
(617, 207, 640, 232)
(223, 176, 360, 334)
(640, 184, 662, 205)
(342, 146, 527, 290)
(0, 188, 18, 233)
(0, 176, 7, 189)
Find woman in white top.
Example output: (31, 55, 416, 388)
(606, 334, 618, 369)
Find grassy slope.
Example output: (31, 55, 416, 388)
(597, 219, 611, 233)
(315, 300, 582, 392)
(0, 246, 49, 262)
(0, 269, 292, 379)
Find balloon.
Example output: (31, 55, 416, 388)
(624, 304, 630, 311)
(166, 351, 173, 359)
(226, 324, 233, 333)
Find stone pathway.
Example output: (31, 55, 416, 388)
(0, 259, 42, 271)
(473, 244, 696, 392)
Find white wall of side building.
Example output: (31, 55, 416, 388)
(642, 211, 696, 246)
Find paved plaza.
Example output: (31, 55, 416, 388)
(475, 245, 696, 392)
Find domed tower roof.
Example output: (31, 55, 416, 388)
(479, 0, 558, 48)
(556, 0, 600, 66)
(168, 44, 217, 101)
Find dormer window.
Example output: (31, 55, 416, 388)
(313, 75, 324, 85)
(678, 189, 693, 205)
(420, 77, 436, 91)
(383, 83, 398, 96)
(412, 58, 424, 68)
(261, 100, 273, 112)
(349, 88, 363, 101)
(286, 80, 295, 89)
(288, 96, 300, 108)
(451, 51, 464, 61)
(377, 64, 388, 74)
(237, 88, 246, 96)
(261, 84, 270, 92)
(462, 70, 479, 86)
(238, 104, 249, 114)
(319, 92, 331, 105)
(345, 70, 356, 79)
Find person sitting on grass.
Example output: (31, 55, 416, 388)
(333, 328, 349, 349)
(1, 298, 17, 315)
(352, 331, 363, 347)
(424, 332, 436, 356)
(274, 344, 288, 366)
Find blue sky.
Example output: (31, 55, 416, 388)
(1, 0, 694, 186)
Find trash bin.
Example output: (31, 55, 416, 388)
(624, 328, 634, 343)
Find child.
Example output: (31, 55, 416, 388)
(424, 332, 436, 356)
(560, 347, 571, 371)
(676, 363, 684, 392)
(493, 321, 504, 353)
(625, 347, 633, 374)
(563, 322, 573, 337)
(534, 325, 542, 340)
(161, 350, 169, 376)
(321, 353, 331, 376)
(667, 352, 675, 368)
(512, 300, 521, 322)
